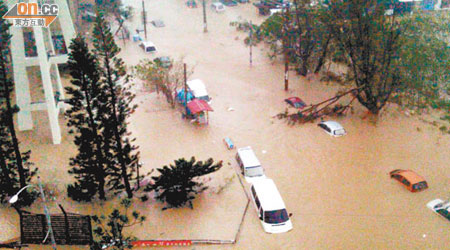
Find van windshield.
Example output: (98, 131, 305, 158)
(264, 209, 289, 224)
(198, 95, 210, 102)
(245, 166, 264, 177)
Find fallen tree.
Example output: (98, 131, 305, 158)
(275, 86, 362, 125)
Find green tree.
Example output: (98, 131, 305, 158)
(90, 199, 146, 250)
(322, 0, 402, 114)
(394, 10, 450, 108)
(92, 11, 140, 198)
(0, 0, 37, 205)
(134, 57, 193, 108)
(65, 36, 110, 201)
(147, 157, 223, 210)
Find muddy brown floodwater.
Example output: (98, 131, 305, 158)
(1, 0, 449, 249)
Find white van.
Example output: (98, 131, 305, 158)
(250, 178, 293, 233)
(187, 79, 211, 104)
(236, 146, 265, 182)
(139, 41, 157, 53)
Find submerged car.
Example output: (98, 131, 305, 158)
(427, 199, 450, 222)
(285, 97, 307, 109)
(211, 2, 226, 12)
(389, 169, 428, 192)
(154, 56, 172, 68)
(139, 41, 157, 53)
(220, 0, 238, 6)
(318, 121, 346, 137)
(151, 19, 165, 28)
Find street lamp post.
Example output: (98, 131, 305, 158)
(9, 177, 57, 250)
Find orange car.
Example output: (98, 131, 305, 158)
(389, 169, 428, 192)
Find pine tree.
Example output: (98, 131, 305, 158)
(90, 199, 145, 250)
(92, 10, 139, 198)
(147, 157, 223, 210)
(65, 36, 111, 201)
(0, 0, 37, 205)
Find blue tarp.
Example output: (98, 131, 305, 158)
(176, 89, 194, 106)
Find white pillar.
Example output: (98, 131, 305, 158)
(46, 24, 66, 113)
(57, 0, 76, 53)
(8, 3, 33, 131)
(33, 26, 61, 144)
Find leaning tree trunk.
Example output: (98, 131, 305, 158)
(315, 34, 331, 74)
(0, 53, 26, 188)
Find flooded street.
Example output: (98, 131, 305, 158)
(1, 0, 449, 249)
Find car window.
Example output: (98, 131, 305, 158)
(401, 178, 410, 186)
(413, 181, 428, 190)
(264, 209, 289, 224)
(254, 194, 261, 209)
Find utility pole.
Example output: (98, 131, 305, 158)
(283, 5, 289, 91)
(202, 0, 208, 32)
(249, 20, 253, 67)
(142, 0, 147, 39)
(38, 177, 57, 250)
(184, 63, 188, 116)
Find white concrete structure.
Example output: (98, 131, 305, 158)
(7, 0, 76, 144)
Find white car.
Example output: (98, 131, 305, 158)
(211, 2, 226, 12)
(139, 41, 157, 53)
(318, 121, 346, 137)
(427, 199, 450, 222)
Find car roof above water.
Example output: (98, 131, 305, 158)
(251, 178, 286, 211)
(321, 121, 344, 131)
(237, 146, 261, 167)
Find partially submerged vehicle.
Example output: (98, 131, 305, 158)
(285, 97, 307, 109)
(154, 56, 172, 68)
(236, 146, 265, 182)
(187, 79, 211, 104)
(220, 0, 238, 6)
(139, 41, 157, 53)
(318, 121, 346, 137)
(211, 2, 226, 12)
(389, 169, 428, 192)
(427, 199, 450, 222)
(250, 178, 293, 233)
(151, 19, 165, 27)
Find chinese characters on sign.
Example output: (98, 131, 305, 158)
(2, 2, 59, 27)
(14, 18, 45, 27)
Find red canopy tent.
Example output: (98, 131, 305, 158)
(187, 99, 213, 114)
(187, 99, 213, 125)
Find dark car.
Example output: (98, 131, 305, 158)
(238, 0, 250, 3)
(221, 0, 238, 6)
(154, 57, 172, 69)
